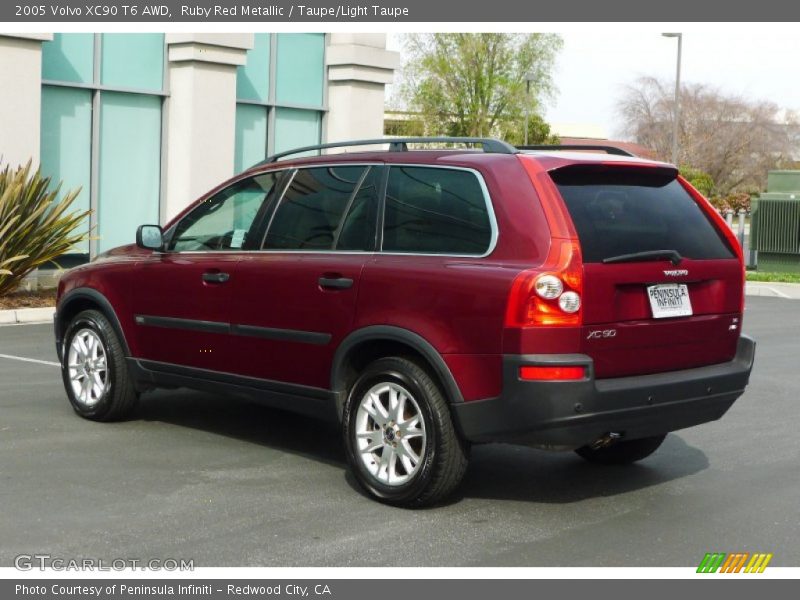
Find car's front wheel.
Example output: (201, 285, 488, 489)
(575, 434, 666, 465)
(61, 309, 138, 421)
(342, 356, 469, 507)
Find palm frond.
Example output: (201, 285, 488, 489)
(0, 160, 90, 296)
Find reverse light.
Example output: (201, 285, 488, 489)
(519, 365, 586, 381)
(534, 274, 563, 299)
(558, 291, 581, 313)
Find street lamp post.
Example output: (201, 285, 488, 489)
(524, 71, 537, 146)
(662, 33, 682, 165)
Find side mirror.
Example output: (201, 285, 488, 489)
(136, 224, 164, 251)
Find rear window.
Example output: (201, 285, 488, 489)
(551, 165, 735, 263)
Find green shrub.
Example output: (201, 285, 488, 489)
(680, 166, 715, 197)
(0, 160, 89, 296)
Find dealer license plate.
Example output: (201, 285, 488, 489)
(647, 283, 693, 319)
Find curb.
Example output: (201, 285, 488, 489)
(745, 280, 800, 287)
(745, 281, 800, 299)
(0, 306, 56, 325)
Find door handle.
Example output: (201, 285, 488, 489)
(319, 276, 354, 290)
(202, 272, 230, 283)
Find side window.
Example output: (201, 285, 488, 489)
(168, 173, 277, 251)
(263, 165, 377, 251)
(382, 167, 493, 255)
(336, 167, 381, 251)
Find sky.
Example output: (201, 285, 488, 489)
(388, 30, 800, 140)
(545, 31, 800, 138)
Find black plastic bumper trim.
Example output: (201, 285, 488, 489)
(452, 335, 756, 448)
(128, 358, 337, 421)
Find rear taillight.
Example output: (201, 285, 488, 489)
(519, 365, 586, 381)
(505, 239, 584, 327)
(508, 156, 585, 328)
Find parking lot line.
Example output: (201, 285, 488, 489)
(0, 353, 59, 367)
(764, 286, 792, 299)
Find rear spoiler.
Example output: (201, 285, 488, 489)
(548, 163, 679, 187)
(518, 144, 636, 157)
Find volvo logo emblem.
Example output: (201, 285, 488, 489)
(663, 269, 689, 276)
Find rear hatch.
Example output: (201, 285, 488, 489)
(550, 163, 743, 378)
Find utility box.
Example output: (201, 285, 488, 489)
(751, 170, 800, 273)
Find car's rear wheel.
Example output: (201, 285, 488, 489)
(575, 434, 666, 465)
(61, 309, 138, 421)
(342, 356, 469, 507)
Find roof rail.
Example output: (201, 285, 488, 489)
(518, 144, 636, 157)
(255, 136, 518, 166)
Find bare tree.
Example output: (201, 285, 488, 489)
(618, 77, 799, 194)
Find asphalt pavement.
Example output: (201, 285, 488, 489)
(0, 296, 797, 567)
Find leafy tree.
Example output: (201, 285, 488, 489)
(400, 33, 562, 143)
(499, 113, 560, 146)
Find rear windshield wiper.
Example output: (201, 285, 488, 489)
(602, 249, 683, 266)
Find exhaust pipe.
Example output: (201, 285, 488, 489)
(590, 432, 623, 450)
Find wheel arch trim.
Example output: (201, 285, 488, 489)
(56, 288, 132, 358)
(331, 325, 465, 410)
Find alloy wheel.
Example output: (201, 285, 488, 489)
(354, 381, 427, 486)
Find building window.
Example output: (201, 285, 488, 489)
(97, 93, 162, 254)
(40, 33, 166, 257)
(40, 86, 92, 254)
(100, 34, 165, 91)
(275, 33, 325, 107)
(41, 33, 93, 84)
(236, 32, 270, 103)
(274, 108, 322, 155)
(234, 33, 327, 172)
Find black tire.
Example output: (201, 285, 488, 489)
(575, 434, 667, 465)
(61, 309, 138, 422)
(342, 356, 469, 507)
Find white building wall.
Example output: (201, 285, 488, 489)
(163, 34, 253, 221)
(0, 34, 52, 169)
(326, 33, 399, 145)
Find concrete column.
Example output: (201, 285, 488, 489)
(163, 34, 252, 221)
(0, 34, 53, 170)
(326, 34, 399, 146)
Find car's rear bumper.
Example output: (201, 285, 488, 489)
(452, 334, 755, 449)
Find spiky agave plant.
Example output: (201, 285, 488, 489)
(0, 160, 89, 296)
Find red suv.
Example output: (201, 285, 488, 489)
(54, 138, 755, 507)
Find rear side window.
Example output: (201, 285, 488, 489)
(551, 165, 735, 263)
(382, 167, 492, 255)
(263, 166, 376, 251)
